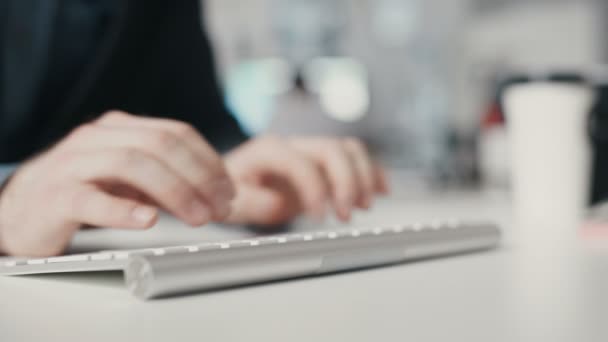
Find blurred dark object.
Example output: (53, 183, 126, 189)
(437, 129, 481, 189)
(0, 0, 247, 164)
(590, 82, 608, 204)
(496, 72, 587, 124)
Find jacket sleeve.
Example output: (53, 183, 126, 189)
(149, 0, 248, 152)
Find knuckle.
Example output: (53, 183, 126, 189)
(258, 135, 283, 148)
(53, 151, 78, 166)
(116, 148, 147, 169)
(171, 121, 197, 136)
(324, 143, 346, 159)
(70, 123, 95, 138)
(150, 130, 180, 152)
(200, 164, 228, 184)
(162, 181, 192, 204)
(102, 110, 129, 120)
(343, 137, 366, 151)
(194, 173, 220, 189)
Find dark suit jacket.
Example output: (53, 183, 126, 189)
(0, 0, 247, 163)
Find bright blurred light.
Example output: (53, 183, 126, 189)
(225, 58, 292, 134)
(306, 58, 370, 122)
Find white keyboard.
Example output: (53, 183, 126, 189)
(0, 220, 500, 299)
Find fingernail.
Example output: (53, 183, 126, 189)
(132, 206, 156, 224)
(189, 200, 211, 223)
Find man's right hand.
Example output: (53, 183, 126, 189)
(0, 111, 235, 257)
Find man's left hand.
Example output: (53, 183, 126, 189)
(223, 136, 389, 226)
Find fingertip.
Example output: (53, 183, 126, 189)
(185, 214, 212, 228)
(377, 177, 390, 194)
(140, 215, 159, 230)
(356, 196, 372, 210)
(336, 193, 355, 214)
(184, 200, 213, 226)
(131, 205, 158, 229)
(361, 180, 376, 202)
(339, 212, 352, 223)
(186, 217, 211, 228)
(335, 203, 352, 222)
(375, 168, 390, 194)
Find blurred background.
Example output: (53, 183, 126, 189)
(202, 0, 607, 191)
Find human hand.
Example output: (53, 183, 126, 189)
(0, 111, 234, 256)
(223, 136, 389, 226)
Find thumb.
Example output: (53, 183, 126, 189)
(224, 184, 299, 226)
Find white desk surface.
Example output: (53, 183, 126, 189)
(0, 190, 606, 342)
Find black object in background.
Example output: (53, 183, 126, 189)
(0, 0, 248, 164)
(589, 83, 608, 204)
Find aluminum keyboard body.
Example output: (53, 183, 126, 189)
(0, 220, 501, 299)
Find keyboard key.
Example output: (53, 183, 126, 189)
(372, 227, 384, 235)
(3, 260, 25, 267)
(47, 255, 90, 263)
(226, 241, 255, 248)
(91, 253, 113, 261)
(26, 259, 47, 265)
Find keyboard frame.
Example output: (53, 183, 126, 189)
(0, 220, 499, 277)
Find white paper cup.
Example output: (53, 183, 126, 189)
(504, 81, 596, 240)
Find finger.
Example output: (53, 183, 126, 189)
(99, 183, 154, 204)
(64, 185, 158, 229)
(65, 148, 212, 227)
(374, 163, 390, 194)
(69, 123, 233, 219)
(290, 139, 358, 222)
(343, 138, 375, 209)
(225, 184, 299, 226)
(227, 138, 328, 219)
(95, 111, 228, 176)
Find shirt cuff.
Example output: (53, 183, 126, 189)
(0, 165, 17, 190)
